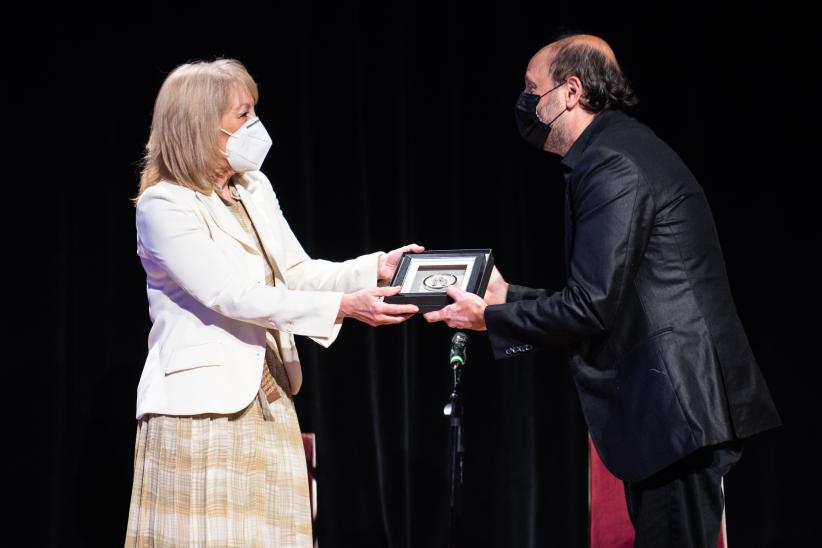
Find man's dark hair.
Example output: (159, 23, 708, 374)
(550, 41, 638, 113)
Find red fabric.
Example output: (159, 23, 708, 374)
(302, 433, 318, 545)
(588, 437, 726, 548)
(589, 438, 634, 548)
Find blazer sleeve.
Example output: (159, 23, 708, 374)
(280, 214, 380, 295)
(136, 186, 343, 339)
(485, 147, 655, 360)
(252, 173, 381, 294)
(273, 200, 380, 348)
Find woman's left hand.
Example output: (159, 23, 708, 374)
(378, 243, 425, 282)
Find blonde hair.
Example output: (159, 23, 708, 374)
(135, 59, 259, 200)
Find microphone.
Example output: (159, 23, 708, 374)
(449, 332, 468, 367)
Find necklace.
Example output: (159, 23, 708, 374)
(218, 183, 241, 206)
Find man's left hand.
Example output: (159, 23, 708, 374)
(423, 286, 488, 331)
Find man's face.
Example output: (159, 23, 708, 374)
(524, 53, 567, 153)
(525, 54, 553, 103)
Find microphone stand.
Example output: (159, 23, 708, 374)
(444, 333, 467, 548)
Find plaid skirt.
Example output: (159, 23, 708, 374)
(124, 386, 312, 547)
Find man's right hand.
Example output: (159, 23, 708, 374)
(338, 286, 418, 326)
(483, 266, 508, 306)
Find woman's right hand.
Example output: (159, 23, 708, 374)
(337, 286, 419, 326)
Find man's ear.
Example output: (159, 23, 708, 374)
(565, 76, 584, 109)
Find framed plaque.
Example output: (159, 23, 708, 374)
(384, 249, 494, 312)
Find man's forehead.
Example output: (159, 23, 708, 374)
(526, 52, 553, 82)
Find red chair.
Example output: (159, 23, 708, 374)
(588, 436, 727, 547)
(302, 433, 318, 547)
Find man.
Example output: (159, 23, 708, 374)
(424, 34, 781, 547)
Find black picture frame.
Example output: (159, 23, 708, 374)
(384, 249, 494, 312)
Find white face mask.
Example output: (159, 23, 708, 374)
(220, 117, 273, 172)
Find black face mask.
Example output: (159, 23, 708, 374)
(515, 81, 566, 149)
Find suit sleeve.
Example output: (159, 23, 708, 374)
(485, 148, 654, 360)
(136, 187, 343, 339)
(506, 285, 553, 302)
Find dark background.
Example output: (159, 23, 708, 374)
(15, 1, 815, 546)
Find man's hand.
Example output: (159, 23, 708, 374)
(338, 286, 418, 326)
(483, 265, 508, 305)
(423, 286, 488, 331)
(378, 243, 425, 282)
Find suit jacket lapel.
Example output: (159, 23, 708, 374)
(563, 179, 575, 278)
(195, 190, 258, 253)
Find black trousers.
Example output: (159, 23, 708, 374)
(623, 440, 744, 548)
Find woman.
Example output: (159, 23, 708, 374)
(125, 59, 421, 547)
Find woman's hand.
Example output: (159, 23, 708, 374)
(378, 243, 425, 282)
(338, 286, 419, 326)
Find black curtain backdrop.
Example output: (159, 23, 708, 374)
(18, 2, 816, 546)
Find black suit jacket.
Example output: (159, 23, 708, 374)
(485, 110, 781, 482)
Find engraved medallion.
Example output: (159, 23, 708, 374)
(422, 273, 458, 291)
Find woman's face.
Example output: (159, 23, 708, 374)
(214, 87, 256, 179)
(218, 87, 257, 153)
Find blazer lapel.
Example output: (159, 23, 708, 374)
(235, 184, 287, 279)
(195, 190, 258, 253)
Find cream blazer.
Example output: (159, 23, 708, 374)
(134, 171, 380, 419)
